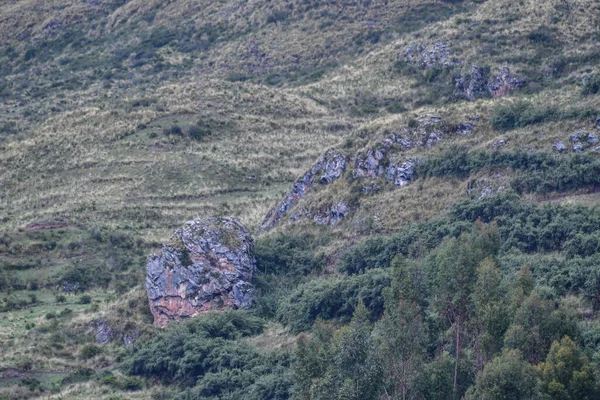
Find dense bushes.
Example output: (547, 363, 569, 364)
(490, 100, 596, 131)
(125, 311, 292, 399)
(255, 232, 328, 276)
(582, 75, 600, 95)
(419, 147, 600, 195)
(276, 269, 390, 332)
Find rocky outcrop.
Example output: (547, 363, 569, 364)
(88, 319, 140, 347)
(403, 42, 456, 69)
(488, 67, 527, 97)
(313, 202, 350, 226)
(146, 217, 256, 327)
(259, 150, 346, 232)
(455, 66, 525, 100)
(354, 148, 387, 178)
(386, 161, 417, 188)
(259, 115, 472, 231)
(553, 141, 567, 153)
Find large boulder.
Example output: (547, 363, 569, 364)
(146, 217, 256, 327)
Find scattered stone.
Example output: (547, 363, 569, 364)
(314, 202, 349, 226)
(467, 174, 509, 200)
(362, 184, 382, 194)
(553, 141, 567, 153)
(146, 217, 256, 327)
(491, 139, 506, 150)
(403, 42, 456, 69)
(568, 131, 599, 151)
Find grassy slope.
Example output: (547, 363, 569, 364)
(0, 0, 599, 398)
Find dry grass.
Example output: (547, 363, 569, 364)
(0, 0, 599, 397)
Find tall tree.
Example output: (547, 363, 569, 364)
(429, 222, 499, 393)
(537, 336, 598, 400)
(293, 320, 335, 400)
(333, 299, 381, 400)
(375, 257, 428, 400)
(471, 257, 509, 371)
(465, 350, 539, 400)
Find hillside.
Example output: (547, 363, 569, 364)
(1, 0, 600, 399)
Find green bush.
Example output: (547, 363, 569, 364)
(79, 294, 92, 304)
(164, 125, 183, 136)
(80, 344, 102, 359)
(255, 232, 327, 276)
(276, 269, 390, 332)
(490, 100, 596, 131)
(582, 75, 600, 95)
(125, 311, 291, 398)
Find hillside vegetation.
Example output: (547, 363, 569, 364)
(1, 0, 600, 399)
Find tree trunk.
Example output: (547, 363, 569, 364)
(453, 315, 461, 393)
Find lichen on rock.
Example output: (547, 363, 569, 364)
(145, 217, 256, 327)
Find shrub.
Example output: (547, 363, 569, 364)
(255, 232, 327, 276)
(490, 101, 596, 131)
(164, 125, 183, 136)
(124, 311, 291, 398)
(80, 344, 102, 359)
(582, 75, 600, 95)
(276, 269, 390, 332)
(187, 123, 212, 141)
(79, 294, 92, 304)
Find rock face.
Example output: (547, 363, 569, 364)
(455, 66, 525, 100)
(146, 217, 256, 327)
(259, 150, 346, 232)
(403, 42, 456, 69)
(259, 115, 471, 231)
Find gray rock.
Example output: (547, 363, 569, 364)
(314, 202, 349, 226)
(354, 148, 387, 178)
(456, 122, 475, 135)
(362, 184, 382, 194)
(455, 66, 490, 100)
(456, 66, 525, 100)
(487, 67, 526, 97)
(491, 139, 506, 150)
(146, 217, 256, 327)
(90, 319, 140, 347)
(386, 161, 415, 187)
(92, 320, 115, 345)
(259, 150, 346, 232)
(467, 174, 509, 200)
(553, 141, 567, 153)
(404, 42, 455, 69)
